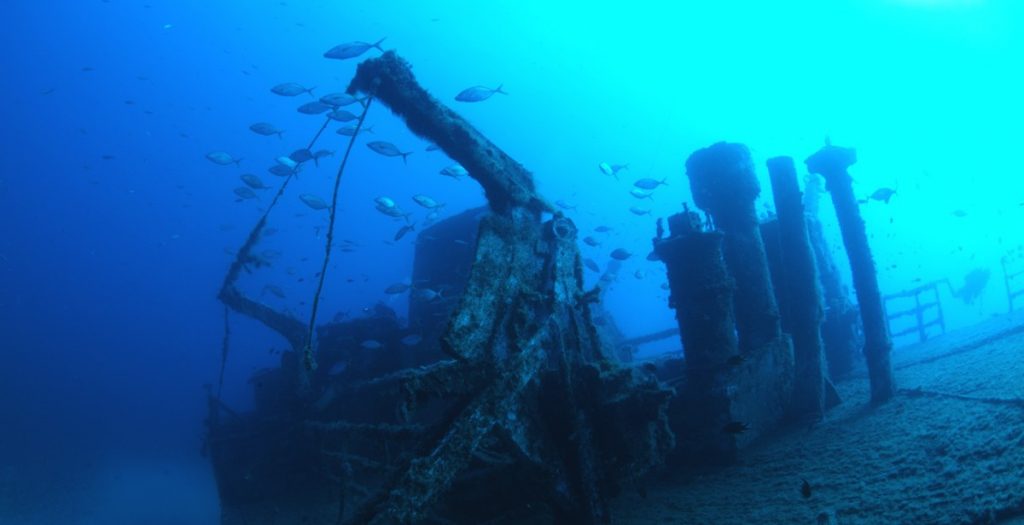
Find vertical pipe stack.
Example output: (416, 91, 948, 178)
(686, 142, 782, 352)
(805, 145, 895, 404)
(656, 211, 739, 373)
(766, 156, 827, 419)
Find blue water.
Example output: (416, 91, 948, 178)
(2, 1, 1022, 522)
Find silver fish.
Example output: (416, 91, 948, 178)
(233, 186, 258, 199)
(412, 194, 443, 209)
(584, 258, 600, 272)
(359, 339, 383, 350)
(367, 141, 411, 163)
(323, 38, 386, 60)
(337, 124, 373, 137)
(268, 164, 297, 177)
(319, 92, 363, 107)
(455, 84, 507, 102)
(374, 196, 396, 208)
(240, 173, 269, 189)
(633, 178, 667, 190)
(271, 83, 315, 97)
(384, 283, 411, 294)
(327, 109, 358, 122)
(629, 207, 651, 216)
(299, 194, 330, 210)
(440, 163, 468, 179)
(297, 101, 331, 115)
(556, 200, 576, 211)
(610, 248, 632, 261)
(394, 223, 416, 241)
(583, 236, 601, 247)
(206, 151, 241, 166)
(249, 122, 284, 138)
(400, 334, 423, 346)
(630, 188, 654, 200)
(289, 149, 314, 164)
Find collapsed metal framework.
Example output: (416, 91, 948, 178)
(1003, 245, 1024, 312)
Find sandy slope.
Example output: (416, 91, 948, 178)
(611, 313, 1024, 525)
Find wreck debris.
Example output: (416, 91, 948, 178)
(803, 173, 861, 379)
(685, 142, 782, 351)
(766, 156, 828, 420)
(806, 144, 896, 404)
(333, 51, 673, 524)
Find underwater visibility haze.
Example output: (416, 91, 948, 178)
(2, 1, 1024, 524)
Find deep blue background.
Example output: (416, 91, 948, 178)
(2, 1, 1022, 522)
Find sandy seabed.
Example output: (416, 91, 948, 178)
(611, 312, 1024, 525)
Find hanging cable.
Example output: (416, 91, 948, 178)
(302, 97, 375, 372)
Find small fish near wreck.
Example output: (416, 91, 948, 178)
(299, 194, 330, 210)
(366, 141, 412, 163)
(323, 38, 386, 60)
(248, 122, 284, 138)
(455, 84, 507, 102)
(270, 82, 315, 97)
(206, 151, 241, 166)
(240, 173, 269, 190)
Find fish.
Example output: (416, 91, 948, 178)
(376, 204, 412, 221)
(249, 122, 284, 138)
(289, 149, 315, 164)
(455, 84, 507, 102)
(412, 194, 443, 209)
(394, 223, 416, 241)
(337, 124, 373, 136)
(867, 187, 896, 204)
(384, 283, 411, 294)
(327, 109, 359, 122)
(262, 284, 286, 298)
(323, 38, 386, 60)
(583, 236, 601, 247)
(327, 361, 348, 376)
(319, 93, 364, 107)
(634, 270, 646, 279)
(440, 163, 468, 180)
(400, 334, 423, 346)
(584, 259, 601, 272)
(374, 196, 396, 209)
(359, 339, 383, 350)
(240, 174, 269, 189)
(801, 479, 812, 499)
(425, 143, 441, 152)
(206, 151, 241, 166)
(610, 248, 632, 261)
(556, 200, 577, 211)
(646, 250, 661, 261)
(271, 83, 315, 97)
(633, 178, 668, 190)
(233, 187, 258, 200)
(415, 288, 444, 301)
(629, 207, 652, 216)
(297, 101, 331, 115)
(630, 188, 654, 200)
(594, 225, 613, 233)
(276, 156, 299, 169)
(951, 209, 968, 218)
(721, 421, 749, 434)
(268, 164, 296, 177)
(299, 194, 330, 210)
(313, 149, 334, 162)
(367, 141, 411, 163)
(598, 162, 629, 178)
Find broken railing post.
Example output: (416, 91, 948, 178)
(686, 142, 781, 352)
(805, 144, 895, 404)
(766, 156, 827, 419)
